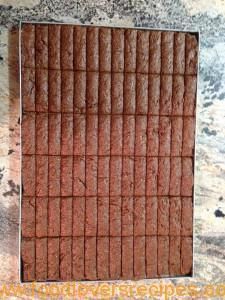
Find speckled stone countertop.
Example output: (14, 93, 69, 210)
(0, 0, 225, 298)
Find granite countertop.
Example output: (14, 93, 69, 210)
(0, 0, 225, 298)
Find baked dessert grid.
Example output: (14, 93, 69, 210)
(20, 23, 198, 281)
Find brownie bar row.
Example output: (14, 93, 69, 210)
(21, 24, 197, 75)
(22, 114, 195, 157)
(22, 235, 192, 281)
(22, 196, 192, 238)
(22, 155, 193, 197)
(22, 69, 197, 116)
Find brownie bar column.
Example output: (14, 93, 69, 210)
(122, 75, 135, 281)
(59, 33, 73, 277)
(109, 30, 124, 278)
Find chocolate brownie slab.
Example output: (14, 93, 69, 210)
(21, 23, 198, 281)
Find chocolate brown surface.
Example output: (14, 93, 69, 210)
(21, 23, 198, 282)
